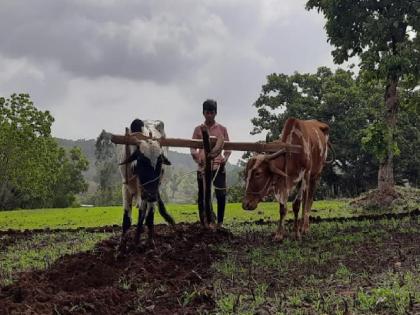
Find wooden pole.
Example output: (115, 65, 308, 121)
(124, 128, 130, 184)
(110, 133, 301, 153)
(201, 126, 216, 226)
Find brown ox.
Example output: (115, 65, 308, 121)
(242, 118, 329, 241)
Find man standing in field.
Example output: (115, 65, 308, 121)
(191, 99, 231, 227)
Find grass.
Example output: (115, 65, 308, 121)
(0, 231, 112, 286)
(1, 199, 419, 314)
(0, 200, 352, 231)
(211, 216, 420, 314)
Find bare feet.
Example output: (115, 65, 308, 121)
(273, 232, 285, 242)
(208, 222, 217, 230)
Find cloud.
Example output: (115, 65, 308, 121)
(0, 0, 336, 162)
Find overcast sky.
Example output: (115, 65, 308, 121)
(0, 0, 336, 162)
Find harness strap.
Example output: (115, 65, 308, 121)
(245, 176, 272, 196)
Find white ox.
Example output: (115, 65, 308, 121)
(118, 119, 174, 249)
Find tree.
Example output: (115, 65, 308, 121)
(0, 94, 89, 209)
(94, 130, 121, 206)
(0, 94, 57, 208)
(306, 0, 420, 197)
(252, 67, 377, 197)
(51, 147, 89, 208)
(251, 67, 419, 198)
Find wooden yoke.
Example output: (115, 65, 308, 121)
(110, 132, 301, 154)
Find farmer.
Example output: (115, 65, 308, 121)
(190, 99, 231, 226)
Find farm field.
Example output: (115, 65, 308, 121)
(0, 200, 351, 231)
(0, 201, 419, 314)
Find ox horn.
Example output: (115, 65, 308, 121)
(265, 149, 288, 177)
(268, 161, 288, 177)
(265, 148, 286, 160)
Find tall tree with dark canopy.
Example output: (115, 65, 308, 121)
(252, 67, 379, 197)
(306, 0, 420, 198)
(0, 94, 89, 209)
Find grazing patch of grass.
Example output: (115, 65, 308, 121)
(211, 216, 420, 314)
(0, 231, 112, 286)
(0, 200, 350, 230)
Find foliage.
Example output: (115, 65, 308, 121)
(0, 94, 88, 209)
(305, 0, 420, 192)
(227, 184, 245, 203)
(252, 67, 374, 196)
(51, 147, 89, 208)
(93, 130, 121, 206)
(160, 167, 197, 204)
(305, 0, 419, 84)
(361, 120, 398, 161)
(251, 67, 419, 197)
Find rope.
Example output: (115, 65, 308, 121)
(244, 177, 272, 196)
(212, 163, 226, 191)
(141, 174, 161, 187)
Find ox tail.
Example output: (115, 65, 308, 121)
(158, 193, 175, 225)
(325, 141, 335, 164)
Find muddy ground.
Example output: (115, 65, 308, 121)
(0, 224, 233, 315)
(0, 211, 419, 314)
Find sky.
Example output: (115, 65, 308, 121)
(0, 0, 337, 163)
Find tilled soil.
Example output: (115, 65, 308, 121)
(0, 224, 234, 315)
(1, 213, 419, 315)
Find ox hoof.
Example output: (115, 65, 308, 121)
(118, 237, 128, 253)
(293, 232, 302, 241)
(301, 224, 310, 235)
(209, 223, 217, 230)
(146, 239, 156, 248)
(273, 233, 285, 242)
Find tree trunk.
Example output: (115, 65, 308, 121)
(378, 79, 398, 194)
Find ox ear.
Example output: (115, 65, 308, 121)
(160, 154, 171, 165)
(119, 149, 140, 165)
(268, 161, 287, 177)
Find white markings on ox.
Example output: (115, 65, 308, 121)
(242, 118, 330, 242)
(118, 119, 174, 251)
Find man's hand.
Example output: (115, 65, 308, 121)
(221, 157, 228, 165)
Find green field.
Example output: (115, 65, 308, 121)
(0, 200, 352, 230)
(1, 200, 419, 314)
